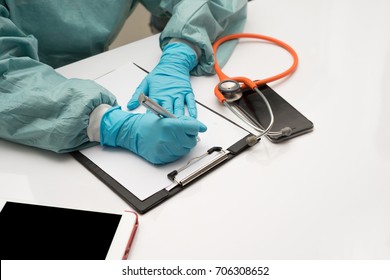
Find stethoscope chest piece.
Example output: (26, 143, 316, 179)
(218, 80, 242, 102)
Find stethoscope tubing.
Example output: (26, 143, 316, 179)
(213, 33, 299, 102)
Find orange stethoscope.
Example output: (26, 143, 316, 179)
(213, 33, 299, 144)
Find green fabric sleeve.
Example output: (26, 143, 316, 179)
(141, 0, 247, 76)
(0, 5, 117, 153)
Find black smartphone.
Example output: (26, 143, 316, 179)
(233, 84, 313, 143)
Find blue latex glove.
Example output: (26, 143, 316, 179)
(127, 42, 198, 118)
(100, 106, 207, 165)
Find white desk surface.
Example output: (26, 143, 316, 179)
(1, 0, 390, 259)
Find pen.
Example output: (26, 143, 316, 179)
(138, 93, 176, 118)
(138, 93, 201, 141)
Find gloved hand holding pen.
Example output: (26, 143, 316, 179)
(127, 42, 198, 118)
(99, 106, 207, 165)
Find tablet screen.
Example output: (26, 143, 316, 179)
(0, 202, 122, 260)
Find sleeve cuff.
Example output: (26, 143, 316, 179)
(87, 104, 112, 142)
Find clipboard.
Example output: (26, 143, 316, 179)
(71, 63, 257, 214)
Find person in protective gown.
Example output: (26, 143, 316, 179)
(0, 0, 247, 164)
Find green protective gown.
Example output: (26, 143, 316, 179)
(0, 0, 247, 153)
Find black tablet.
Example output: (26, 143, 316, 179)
(0, 199, 138, 260)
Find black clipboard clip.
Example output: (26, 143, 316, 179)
(166, 147, 229, 188)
